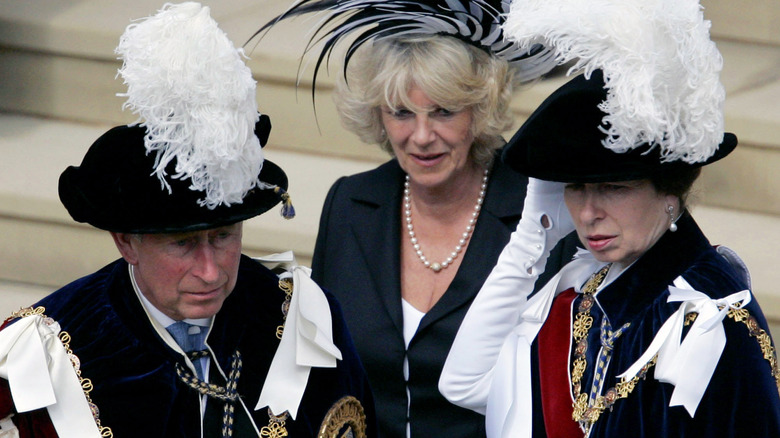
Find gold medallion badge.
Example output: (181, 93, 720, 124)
(317, 396, 367, 438)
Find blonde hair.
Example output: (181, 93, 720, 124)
(334, 35, 516, 167)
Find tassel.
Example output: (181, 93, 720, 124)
(274, 187, 296, 220)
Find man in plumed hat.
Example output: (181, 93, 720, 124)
(0, 3, 373, 437)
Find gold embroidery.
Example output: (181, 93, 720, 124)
(572, 312, 594, 341)
(317, 396, 367, 438)
(727, 308, 780, 395)
(9, 306, 45, 319)
(572, 356, 658, 426)
(5, 308, 114, 437)
(276, 278, 294, 340)
(261, 410, 289, 437)
(728, 307, 750, 323)
(569, 265, 610, 416)
(571, 356, 587, 393)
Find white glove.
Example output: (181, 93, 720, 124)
(439, 177, 575, 411)
(495, 177, 574, 278)
(522, 177, 575, 247)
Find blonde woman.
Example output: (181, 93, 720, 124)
(257, 1, 578, 436)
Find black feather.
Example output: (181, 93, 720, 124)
(249, 0, 556, 98)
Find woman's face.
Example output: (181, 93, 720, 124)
(564, 180, 676, 266)
(381, 85, 476, 190)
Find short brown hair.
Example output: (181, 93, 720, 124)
(649, 167, 702, 209)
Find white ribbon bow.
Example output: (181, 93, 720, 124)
(254, 252, 343, 419)
(618, 277, 751, 416)
(0, 314, 101, 438)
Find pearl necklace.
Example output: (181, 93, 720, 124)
(404, 169, 488, 273)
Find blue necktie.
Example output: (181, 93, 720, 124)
(166, 321, 207, 379)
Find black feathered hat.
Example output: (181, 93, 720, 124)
(59, 2, 294, 234)
(503, 71, 737, 183)
(251, 0, 558, 96)
(501, 0, 737, 182)
(59, 117, 291, 234)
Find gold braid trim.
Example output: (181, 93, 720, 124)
(572, 356, 657, 426)
(276, 278, 293, 340)
(174, 352, 241, 402)
(261, 277, 295, 436)
(8, 306, 46, 320)
(8, 306, 113, 437)
(727, 307, 780, 395)
(174, 350, 242, 438)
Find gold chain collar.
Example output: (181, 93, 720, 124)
(568, 264, 652, 431)
(260, 277, 295, 437)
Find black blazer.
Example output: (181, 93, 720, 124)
(312, 156, 577, 438)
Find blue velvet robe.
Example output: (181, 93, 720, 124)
(532, 213, 780, 437)
(1, 255, 375, 437)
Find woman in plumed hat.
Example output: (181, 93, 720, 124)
(256, 1, 580, 436)
(440, 0, 780, 436)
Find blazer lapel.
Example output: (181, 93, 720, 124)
(349, 161, 406, 338)
(420, 157, 528, 333)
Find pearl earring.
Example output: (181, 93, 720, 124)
(667, 205, 678, 232)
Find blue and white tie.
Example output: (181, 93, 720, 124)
(166, 321, 207, 380)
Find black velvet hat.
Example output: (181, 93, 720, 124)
(59, 116, 290, 234)
(59, 3, 296, 234)
(502, 70, 738, 183)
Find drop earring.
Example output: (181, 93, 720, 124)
(667, 205, 678, 232)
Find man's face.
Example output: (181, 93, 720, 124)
(112, 223, 243, 321)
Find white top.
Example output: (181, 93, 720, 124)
(400, 298, 426, 438)
(401, 298, 425, 349)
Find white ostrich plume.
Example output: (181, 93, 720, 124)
(116, 2, 267, 209)
(504, 0, 726, 163)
